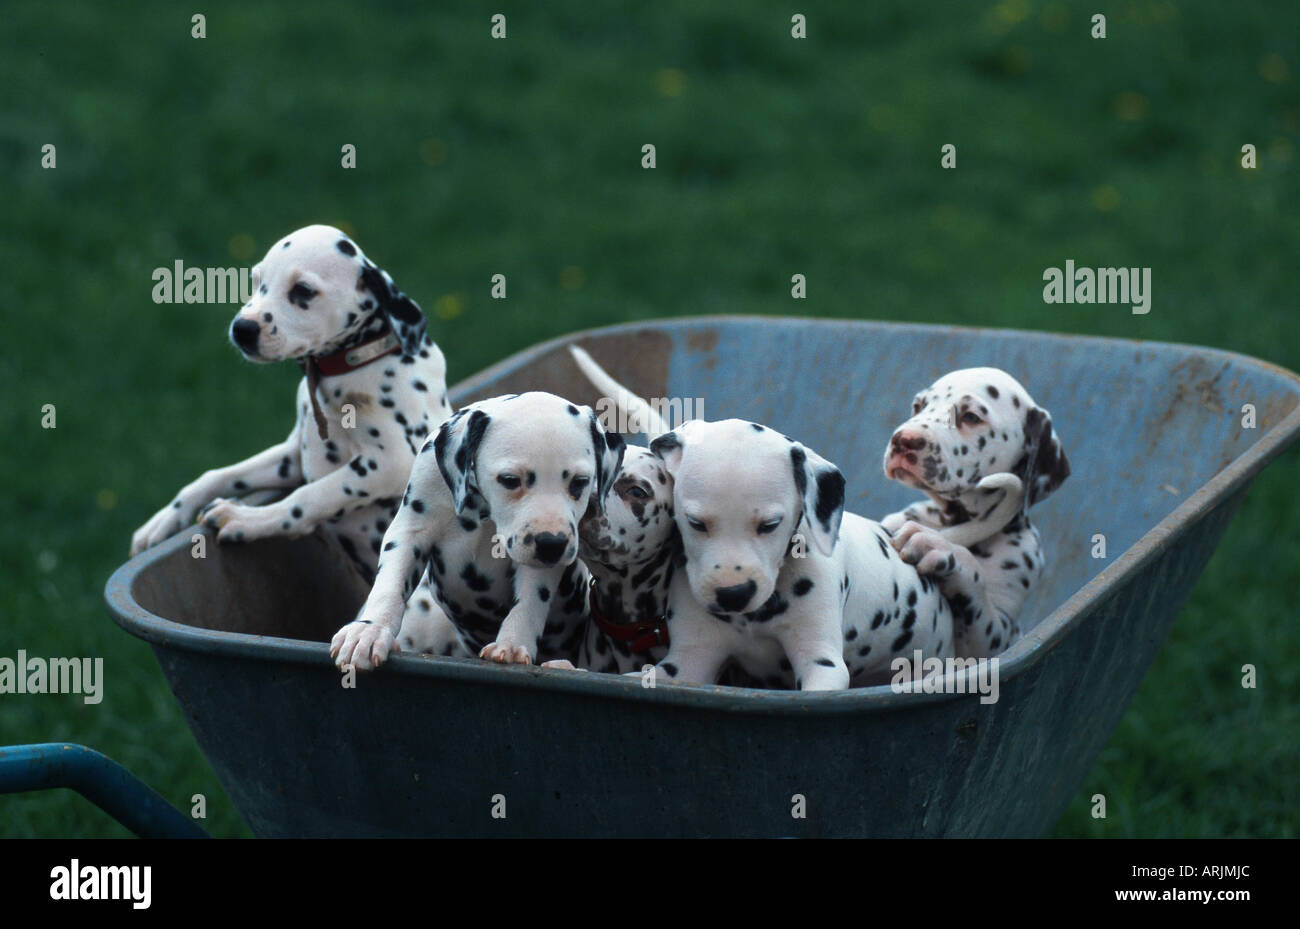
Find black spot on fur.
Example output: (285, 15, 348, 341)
(460, 562, 491, 592)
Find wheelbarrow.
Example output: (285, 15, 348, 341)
(105, 316, 1300, 837)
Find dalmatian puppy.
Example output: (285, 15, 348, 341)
(568, 445, 679, 672)
(552, 346, 679, 672)
(881, 367, 1070, 659)
(644, 419, 955, 691)
(329, 391, 625, 671)
(130, 224, 468, 656)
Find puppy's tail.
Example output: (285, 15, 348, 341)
(568, 345, 671, 437)
(939, 473, 1023, 547)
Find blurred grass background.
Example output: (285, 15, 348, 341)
(0, 0, 1296, 837)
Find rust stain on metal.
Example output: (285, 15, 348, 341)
(687, 329, 719, 354)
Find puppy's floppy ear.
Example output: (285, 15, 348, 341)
(1014, 406, 1070, 509)
(433, 407, 491, 516)
(649, 419, 701, 475)
(358, 261, 429, 358)
(585, 408, 626, 517)
(790, 443, 846, 557)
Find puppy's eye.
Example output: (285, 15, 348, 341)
(625, 486, 650, 500)
(757, 516, 782, 535)
(496, 474, 522, 490)
(289, 282, 316, 305)
(568, 476, 590, 499)
(960, 411, 983, 427)
(686, 517, 708, 533)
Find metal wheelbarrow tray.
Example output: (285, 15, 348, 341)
(106, 316, 1300, 837)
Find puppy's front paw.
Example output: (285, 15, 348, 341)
(880, 511, 907, 535)
(132, 502, 191, 554)
(330, 621, 396, 671)
(199, 498, 278, 544)
(893, 522, 960, 577)
(479, 641, 534, 665)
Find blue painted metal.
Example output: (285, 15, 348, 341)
(104, 317, 1300, 837)
(0, 743, 208, 838)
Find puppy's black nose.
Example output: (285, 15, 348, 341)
(231, 318, 260, 352)
(534, 533, 569, 565)
(714, 580, 757, 613)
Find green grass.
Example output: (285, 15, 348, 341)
(1, 0, 1296, 837)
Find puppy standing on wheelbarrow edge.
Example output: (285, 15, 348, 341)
(131, 224, 466, 652)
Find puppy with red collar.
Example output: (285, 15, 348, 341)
(546, 346, 677, 673)
(131, 224, 469, 656)
(574, 444, 679, 672)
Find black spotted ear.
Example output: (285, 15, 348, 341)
(649, 420, 703, 475)
(359, 262, 429, 358)
(585, 408, 626, 517)
(648, 430, 681, 471)
(433, 407, 491, 516)
(790, 443, 846, 556)
(1014, 407, 1070, 509)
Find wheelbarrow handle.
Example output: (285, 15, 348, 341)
(0, 743, 208, 838)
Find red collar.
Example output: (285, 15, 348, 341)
(312, 329, 401, 377)
(588, 579, 670, 653)
(296, 329, 402, 441)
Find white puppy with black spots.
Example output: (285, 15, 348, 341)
(130, 224, 466, 655)
(330, 392, 625, 671)
(882, 367, 1070, 659)
(644, 419, 955, 691)
(571, 445, 679, 672)
(130, 224, 449, 572)
(560, 346, 679, 672)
